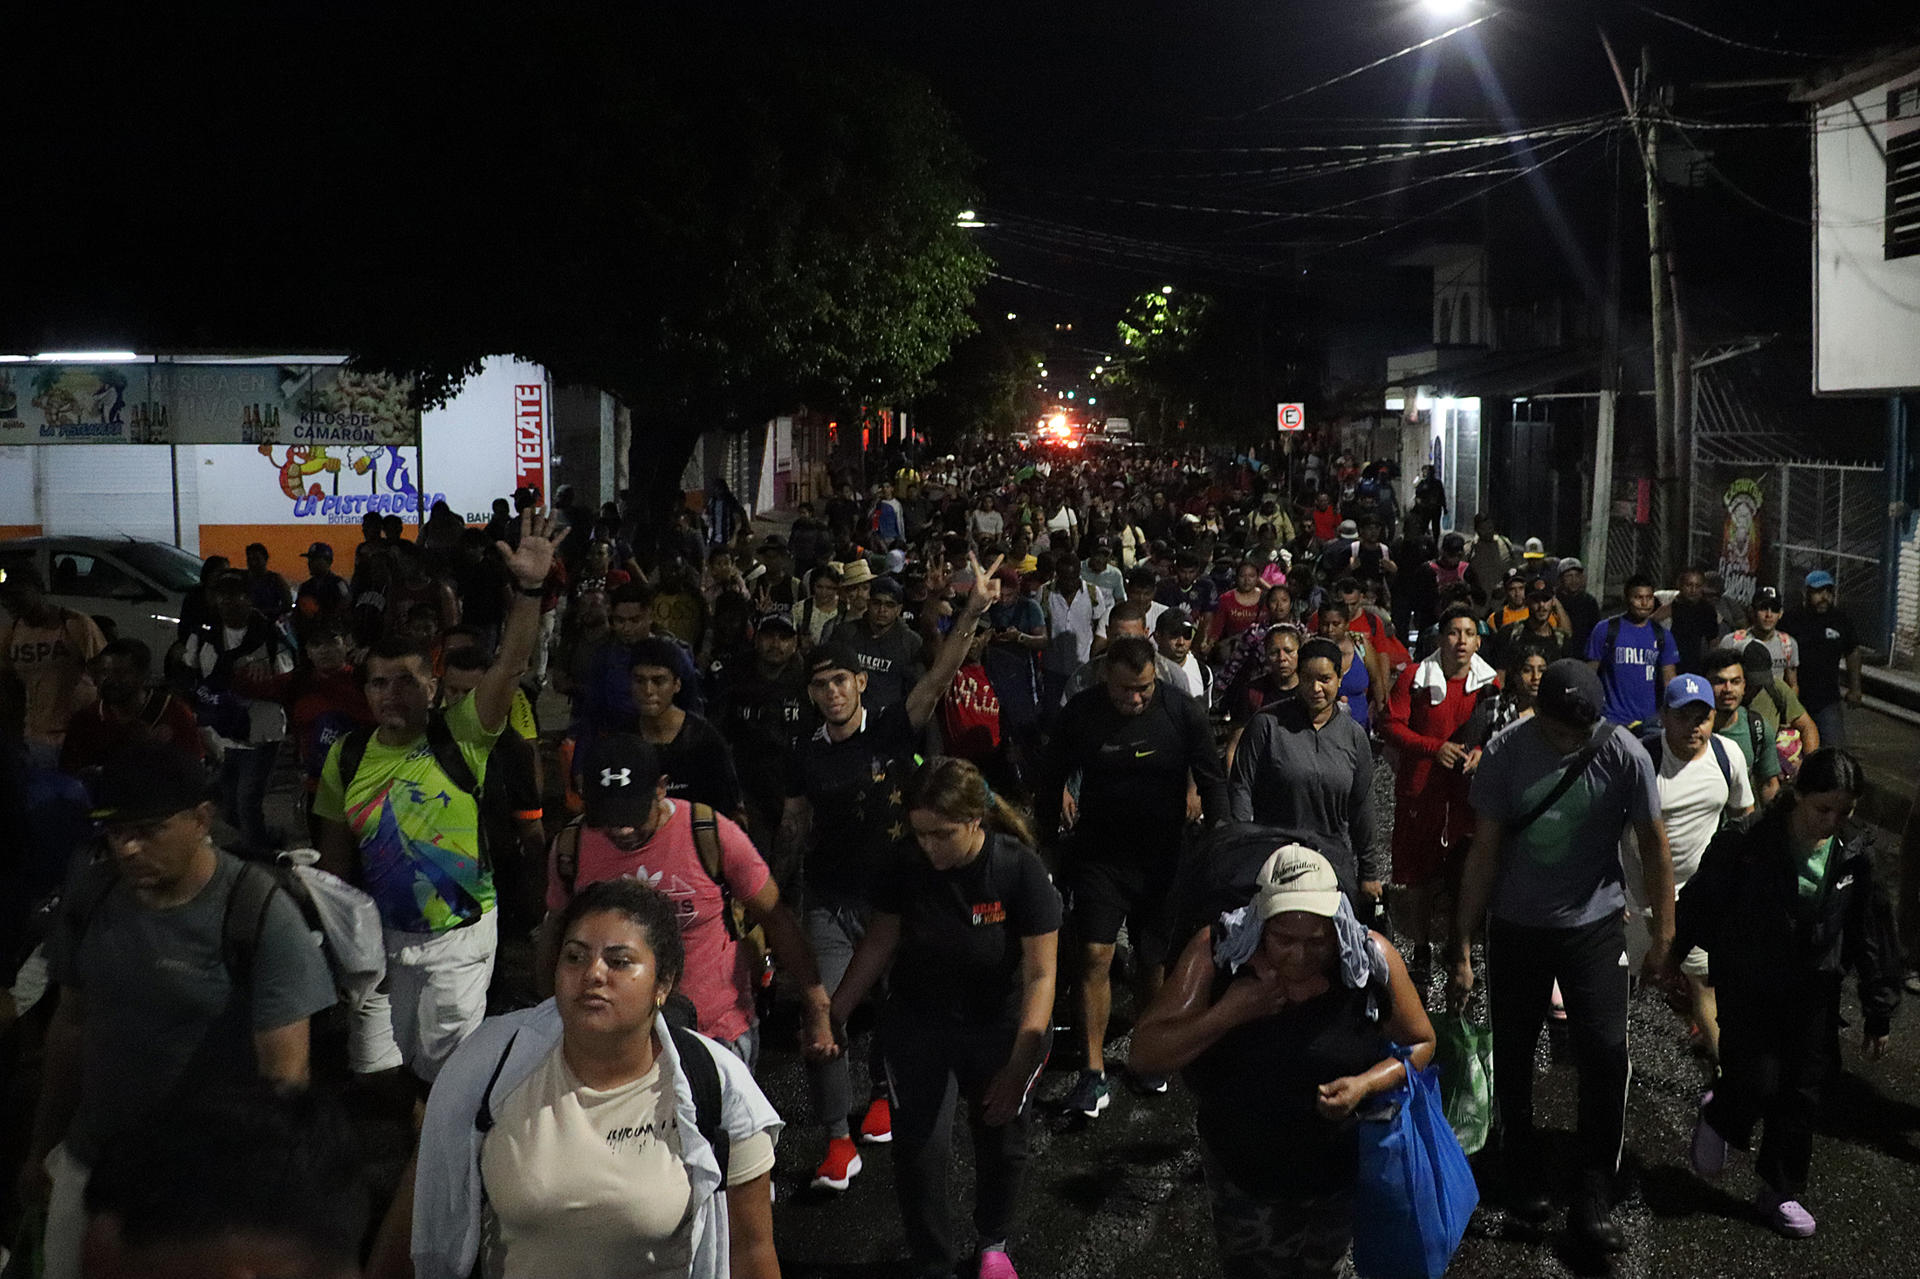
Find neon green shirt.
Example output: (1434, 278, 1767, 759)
(1794, 836, 1833, 905)
(315, 692, 501, 933)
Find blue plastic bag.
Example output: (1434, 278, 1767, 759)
(1352, 1044, 1479, 1279)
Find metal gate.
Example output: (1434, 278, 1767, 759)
(1688, 348, 1885, 646)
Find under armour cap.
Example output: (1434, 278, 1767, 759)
(1253, 845, 1345, 921)
(1664, 673, 1715, 712)
(1538, 658, 1604, 725)
(581, 733, 662, 828)
(1804, 569, 1835, 590)
(92, 742, 211, 824)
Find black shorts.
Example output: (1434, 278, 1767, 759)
(1069, 856, 1175, 968)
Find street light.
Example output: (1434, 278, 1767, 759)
(1159, 285, 1173, 295)
(955, 209, 986, 228)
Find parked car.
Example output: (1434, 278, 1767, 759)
(0, 536, 204, 658)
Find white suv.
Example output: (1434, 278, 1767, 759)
(0, 536, 204, 658)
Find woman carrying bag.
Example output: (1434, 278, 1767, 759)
(829, 757, 1060, 1279)
(1132, 845, 1436, 1278)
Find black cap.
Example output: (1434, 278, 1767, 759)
(1440, 532, 1466, 552)
(869, 577, 903, 601)
(92, 743, 210, 824)
(1752, 586, 1782, 610)
(581, 733, 663, 828)
(1156, 611, 1196, 637)
(1740, 640, 1775, 688)
(1538, 659, 1604, 725)
(807, 642, 864, 679)
(1125, 566, 1159, 590)
(755, 612, 798, 635)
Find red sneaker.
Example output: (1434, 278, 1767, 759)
(859, 1096, 894, 1144)
(810, 1136, 863, 1192)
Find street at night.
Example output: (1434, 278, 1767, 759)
(6, 4, 1920, 1279)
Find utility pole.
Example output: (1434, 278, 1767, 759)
(1602, 32, 1683, 583)
(1585, 115, 1625, 595)
(1639, 46, 1682, 582)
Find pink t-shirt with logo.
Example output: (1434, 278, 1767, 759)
(547, 801, 771, 1042)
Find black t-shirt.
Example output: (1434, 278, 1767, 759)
(655, 713, 743, 815)
(836, 620, 924, 716)
(788, 701, 919, 899)
(872, 832, 1062, 1025)
(1668, 598, 1720, 674)
(1779, 605, 1858, 711)
(712, 659, 808, 818)
(1037, 683, 1227, 851)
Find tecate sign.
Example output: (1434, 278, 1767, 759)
(514, 383, 545, 495)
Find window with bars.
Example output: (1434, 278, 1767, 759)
(1889, 81, 1920, 261)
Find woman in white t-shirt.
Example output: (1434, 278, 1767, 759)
(407, 879, 784, 1279)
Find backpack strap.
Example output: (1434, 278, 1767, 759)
(1708, 734, 1735, 796)
(473, 1031, 522, 1135)
(337, 726, 375, 794)
(690, 804, 743, 942)
(1599, 614, 1622, 673)
(669, 1024, 730, 1185)
(1509, 726, 1609, 838)
(337, 713, 478, 797)
(1744, 703, 1767, 765)
(221, 860, 282, 993)
(424, 711, 481, 797)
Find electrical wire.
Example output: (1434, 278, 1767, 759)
(1221, 13, 1497, 121)
(1311, 127, 1611, 254)
(1630, 4, 1829, 60)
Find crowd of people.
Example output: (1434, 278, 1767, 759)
(0, 441, 1906, 1278)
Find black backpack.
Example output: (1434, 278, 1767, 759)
(473, 1016, 730, 1182)
(1166, 823, 1365, 959)
(61, 856, 354, 1060)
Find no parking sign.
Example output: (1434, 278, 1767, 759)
(1277, 402, 1305, 432)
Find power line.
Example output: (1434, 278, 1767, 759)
(1630, 4, 1828, 60)
(1312, 127, 1611, 254)
(1221, 13, 1496, 121)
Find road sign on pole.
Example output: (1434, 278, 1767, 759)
(1277, 402, 1305, 432)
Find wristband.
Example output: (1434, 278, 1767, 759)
(516, 585, 544, 598)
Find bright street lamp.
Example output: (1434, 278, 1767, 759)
(1159, 285, 1173, 295)
(1423, 0, 1474, 15)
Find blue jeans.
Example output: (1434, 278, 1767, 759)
(219, 743, 278, 856)
(1811, 701, 1847, 750)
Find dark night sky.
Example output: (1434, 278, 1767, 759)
(10, 2, 1915, 394)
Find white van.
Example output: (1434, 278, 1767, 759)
(0, 536, 204, 658)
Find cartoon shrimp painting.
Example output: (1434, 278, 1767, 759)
(257, 443, 341, 499)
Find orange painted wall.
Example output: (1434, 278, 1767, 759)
(196, 524, 369, 576)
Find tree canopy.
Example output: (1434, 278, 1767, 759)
(9, 11, 988, 496)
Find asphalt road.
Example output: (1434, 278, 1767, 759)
(757, 774, 1920, 1279)
(256, 699, 1920, 1278)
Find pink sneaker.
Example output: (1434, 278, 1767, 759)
(978, 1250, 1018, 1279)
(1755, 1187, 1815, 1238)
